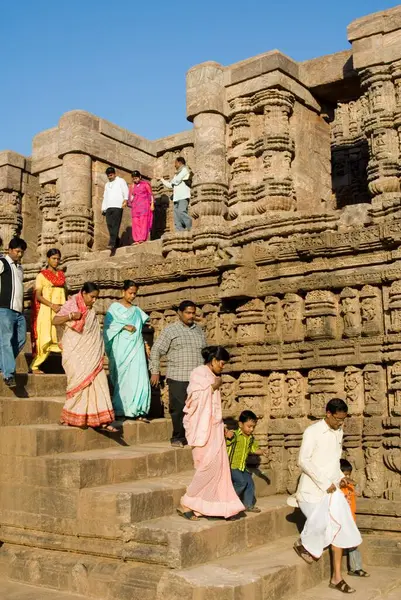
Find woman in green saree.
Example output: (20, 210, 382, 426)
(104, 280, 151, 421)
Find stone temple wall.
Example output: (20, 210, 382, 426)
(2, 5, 401, 532)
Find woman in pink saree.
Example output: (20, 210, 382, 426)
(178, 346, 245, 521)
(128, 171, 154, 244)
(52, 282, 118, 432)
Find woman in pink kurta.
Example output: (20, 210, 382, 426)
(179, 346, 245, 520)
(128, 171, 154, 244)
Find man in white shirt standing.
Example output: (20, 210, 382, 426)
(160, 157, 192, 231)
(101, 167, 129, 257)
(0, 237, 27, 388)
(292, 398, 362, 595)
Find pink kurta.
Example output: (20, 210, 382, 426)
(127, 180, 154, 243)
(181, 365, 245, 518)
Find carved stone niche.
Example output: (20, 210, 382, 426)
(235, 299, 266, 345)
(220, 374, 238, 416)
(236, 372, 266, 418)
(266, 443, 286, 493)
(388, 362, 401, 417)
(267, 372, 286, 419)
(364, 445, 385, 499)
(203, 304, 219, 344)
(362, 414, 385, 498)
(305, 291, 337, 340)
(388, 280, 401, 333)
(286, 371, 306, 418)
(344, 447, 366, 493)
(219, 266, 259, 299)
(344, 366, 364, 416)
(382, 418, 401, 500)
(281, 293, 304, 343)
(308, 368, 337, 418)
(217, 312, 236, 346)
(360, 285, 382, 336)
(363, 364, 386, 416)
(286, 443, 302, 495)
(164, 310, 178, 326)
(340, 288, 361, 338)
(264, 296, 281, 344)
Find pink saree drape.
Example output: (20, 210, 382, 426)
(127, 180, 154, 243)
(181, 365, 245, 518)
(58, 294, 115, 427)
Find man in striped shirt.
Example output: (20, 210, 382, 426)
(149, 300, 206, 447)
(226, 410, 267, 513)
(0, 237, 27, 388)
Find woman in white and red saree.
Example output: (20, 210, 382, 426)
(53, 282, 117, 432)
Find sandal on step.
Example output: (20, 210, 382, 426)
(136, 416, 150, 423)
(348, 570, 370, 577)
(293, 540, 314, 564)
(99, 424, 119, 433)
(176, 508, 199, 521)
(329, 580, 356, 594)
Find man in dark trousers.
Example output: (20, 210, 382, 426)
(149, 301, 206, 447)
(0, 237, 27, 388)
(101, 167, 129, 256)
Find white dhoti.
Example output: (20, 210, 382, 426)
(299, 490, 362, 558)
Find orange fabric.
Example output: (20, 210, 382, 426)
(341, 482, 356, 521)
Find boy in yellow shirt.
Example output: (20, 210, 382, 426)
(226, 410, 267, 513)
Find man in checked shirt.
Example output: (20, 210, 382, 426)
(149, 300, 206, 447)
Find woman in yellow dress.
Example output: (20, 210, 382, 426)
(31, 249, 66, 374)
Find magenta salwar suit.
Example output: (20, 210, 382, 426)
(127, 180, 154, 243)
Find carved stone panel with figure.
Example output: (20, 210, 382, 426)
(305, 291, 338, 340)
(282, 293, 304, 342)
(360, 285, 382, 337)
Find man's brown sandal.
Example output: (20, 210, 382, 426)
(329, 579, 356, 594)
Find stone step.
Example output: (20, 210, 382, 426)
(0, 471, 189, 550)
(0, 374, 66, 399)
(0, 397, 64, 426)
(125, 495, 299, 568)
(160, 553, 401, 600)
(295, 566, 401, 600)
(0, 544, 164, 600)
(0, 580, 84, 600)
(3, 442, 192, 490)
(0, 419, 170, 456)
(77, 470, 193, 537)
(0, 542, 399, 600)
(0, 495, 298, 566)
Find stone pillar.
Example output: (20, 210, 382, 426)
(0, 151, 25, 251)
(59, 153, 93, 262)
(38, 183, 60, 259)
(360, 66, 400, 210)
(187, 62, 228, 227)
(255, 89, 295, 212)
(0, 191, 22, 251)
(227, 97, 254, 220)
(348, 10, 401, 215)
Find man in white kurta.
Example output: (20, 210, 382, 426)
(293, 398, 362, 594)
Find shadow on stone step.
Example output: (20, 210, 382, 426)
(96, 427, 130, 447)
(286, 508, 306, 534)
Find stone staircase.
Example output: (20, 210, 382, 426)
(0, 373, 399, 600)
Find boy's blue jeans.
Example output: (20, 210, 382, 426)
(231, 469, 256, 509)
(0, 308, 26, 379)
(347, 547, 363, 572)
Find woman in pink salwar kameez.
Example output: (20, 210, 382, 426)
(128, 171, 154, 244)
(179, 346, 245, 521)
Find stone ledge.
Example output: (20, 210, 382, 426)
(348, 6, 401, 42)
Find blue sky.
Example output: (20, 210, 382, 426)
(0, 1, 398, 156)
